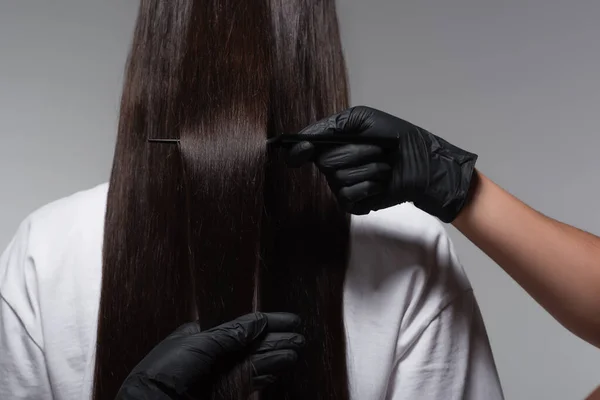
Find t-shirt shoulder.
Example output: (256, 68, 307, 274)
(24, 183, 107, 251)
(1, 183, 108, 297)
(0, 183, 109, 399)
(343, 204, 484, 400)
(350, 202, 452, 248)
(26, 182, 109, 235)
(347, 203, 473, 331)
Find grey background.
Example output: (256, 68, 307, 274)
(1, 0, 599, 398)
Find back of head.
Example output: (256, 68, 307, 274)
(94, 0, 350, 399)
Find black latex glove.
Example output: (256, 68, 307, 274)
(115, 312, 304, 400)
(287, 106, 478, 223)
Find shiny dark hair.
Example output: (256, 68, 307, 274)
(93, 0, 350, 399)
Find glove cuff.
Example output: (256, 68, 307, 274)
(414, 130, 478, 223)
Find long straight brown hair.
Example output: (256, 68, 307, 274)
(93, 0, 350, 399)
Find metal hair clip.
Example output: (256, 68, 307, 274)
(147, 138, 181, 143)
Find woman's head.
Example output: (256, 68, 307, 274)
(95, 0, 350, 398)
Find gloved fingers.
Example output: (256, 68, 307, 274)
(250, 349, 299, 378)
(286, 141, 316, 167)
(296, 108, 353, 137)
(316, 144, 383, 172)
(337, 181, 386, 209)
(196, 312, 268, 346)
(253, 332, 305, 353)
(193, 312, 300, 356)
(262, 312, 302, 332)
(333, 163, 391, 186)
(117, 314, 302, 399)
(173, 312, 299, 339)
(249, 333, 305, 392)
(171, 313, 264, 340)
(295, 106, 376, 137)
(171, 320, 202, 336)
(285, 105, 382, 168)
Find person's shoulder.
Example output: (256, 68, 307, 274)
(24, 182, 108, 240)
(344, 204, 474, 379)
(0, 184, 109, 358)
(348, 202, 471, 297)
(1, 181, 108, 294)
(27, 182, 109, 231)
(350, 202, 450, 250)
(15, 182, 109, 266)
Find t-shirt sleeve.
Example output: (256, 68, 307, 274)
(386, 289, 504, 400)
(0, 221, 53, 399)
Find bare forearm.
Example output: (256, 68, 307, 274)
(453, 170, 600, 348)
(587, 386, 600, 400)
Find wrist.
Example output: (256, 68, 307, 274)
(415, 131, 479, 223)
(452, 169, 483, 229)
(453, 167, 482, 220)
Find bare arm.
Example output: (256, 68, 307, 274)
(587, 386, 600, 400)
(453, 170, 600, 348)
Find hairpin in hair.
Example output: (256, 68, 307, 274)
(147, 138, 180, 143)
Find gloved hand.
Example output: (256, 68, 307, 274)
(287, 106, 478, 222)
(115, 312, 304, 400)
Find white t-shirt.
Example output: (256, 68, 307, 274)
(0, 183, 504, 400)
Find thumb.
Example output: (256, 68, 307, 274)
(199, 312, 303, 360)
(286, 106, 374, 167)
(203, 312, 270, 355)
(286, 141, 315, 167)
(296, 107, 354, 137)
(203, 312, 301, 353)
